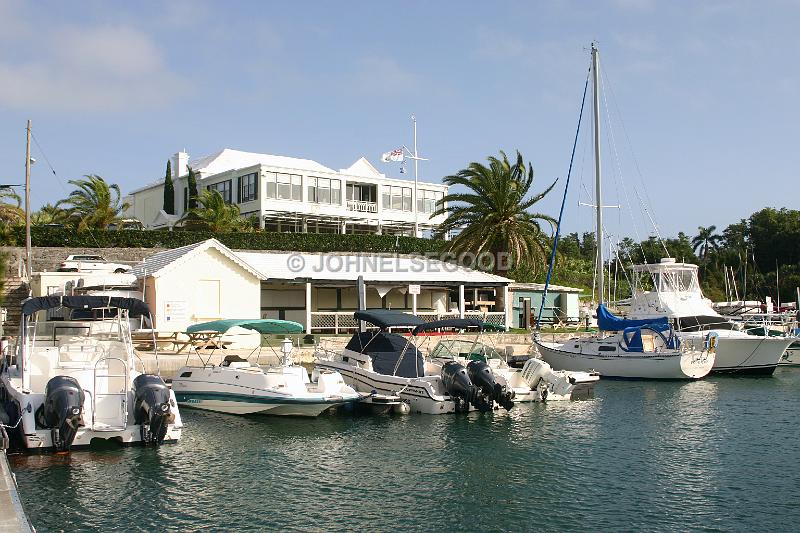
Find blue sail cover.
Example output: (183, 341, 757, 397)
(596, 304, 668, 332)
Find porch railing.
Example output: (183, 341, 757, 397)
(309, 311, 506, 334)
(346, 200, 378, 213)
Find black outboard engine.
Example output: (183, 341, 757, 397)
(36, 376, 85, 452)
(467, 361, 515, 411)
(441, 361, 492, 412)
(133, 374, 173, 445)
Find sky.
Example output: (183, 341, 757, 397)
(0, 0, 798, 242)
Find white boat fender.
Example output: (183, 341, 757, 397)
(540, 387, 548, 402)
(393, 401, 411, 415)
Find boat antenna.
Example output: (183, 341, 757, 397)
(536, 60, 590, 329)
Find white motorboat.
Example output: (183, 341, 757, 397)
(0, 296, 182, 452)
(315, 311, 517, 415)
(427, 332, 599, 401)
(171, 319, 360, 417)
(627, 259, 795, 375)
(532, 44, 714, 380)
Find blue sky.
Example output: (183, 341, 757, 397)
(0, 0, 798, 242)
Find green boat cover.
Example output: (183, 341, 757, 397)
(186, 318, 304, 334)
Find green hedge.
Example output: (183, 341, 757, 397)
(14, 226, 447, 254)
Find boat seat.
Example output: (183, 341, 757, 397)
(222, 354, 249, 367)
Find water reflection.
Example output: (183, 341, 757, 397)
(11, 372, 800, 532)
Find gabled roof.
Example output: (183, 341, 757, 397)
(191, 148, 335, 176)
(132, 238, 264, 280)
(341, 157, 385, 179)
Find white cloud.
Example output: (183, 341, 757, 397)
(0, 15, 188, 112)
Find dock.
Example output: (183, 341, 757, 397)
(1, 427, 33, 532)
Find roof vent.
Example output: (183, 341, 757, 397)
(660, 257, 676, 263)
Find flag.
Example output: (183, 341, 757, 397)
(381, 148, 404, 162)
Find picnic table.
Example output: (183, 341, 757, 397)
(173, 332, 232, 354)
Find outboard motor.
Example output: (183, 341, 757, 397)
(440, 361, 492, 412)
(467, 361, 515, 411)
(133, 374, 173, 445)
(36, 376, 85, 452)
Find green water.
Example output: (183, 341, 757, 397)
(10, 371, 800, 532)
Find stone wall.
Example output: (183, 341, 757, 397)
(1, 246, 166, 274)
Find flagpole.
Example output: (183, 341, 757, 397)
(412, 114, 419, 237)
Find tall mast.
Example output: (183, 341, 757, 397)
(25, 119, 32, 280)
(412, 114, 419, 237)
(592, 44, 604, 305)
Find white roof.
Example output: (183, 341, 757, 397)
(341, 157, 385, 179)
(236, 251, 512, 285)
(509, 282, 583, 293)
(132, 239, 264, 280)
(191, 148, 335, 176)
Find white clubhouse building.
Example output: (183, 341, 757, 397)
(124, 149, 448, 236)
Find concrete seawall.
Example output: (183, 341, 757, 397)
(0, 450, 33, 533)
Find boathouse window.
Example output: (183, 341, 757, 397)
(183, 187, 188, 211)
(207, 179, 233, 204)
(382, 186, 413, 211)
(418, 189, 444, 213)
(308, 177, 341, 204)
(237, 173, 258, 203)
(265, 172, 302, 201)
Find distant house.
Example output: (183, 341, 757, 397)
(123, 148, 449, 237)
(509, 283, 584, 328)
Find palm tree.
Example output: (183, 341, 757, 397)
(692, 225, 723, 262)
(178, 189, 252, 233)
(58, 175, 130, 230)
(0, 188, 24, 225)
(433, 150, 557, 275)
(31, 203, 68, 226)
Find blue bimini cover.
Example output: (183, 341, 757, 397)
(622, 322, 681, 352)
(596, 304, 668, 332)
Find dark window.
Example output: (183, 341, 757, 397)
(179, 371, 193, 378)
(238, 173, 258, 203)
(598, 345, 617, 352)
(207, 180, 232, 203)
(183, 187, 188, 211)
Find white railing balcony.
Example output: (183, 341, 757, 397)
(309, 311, 506, 334)
(347, 200, 378, 213)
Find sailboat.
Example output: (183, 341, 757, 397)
(532, 44, 715, 380)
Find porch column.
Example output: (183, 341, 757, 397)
(412, 292, 417, 315)
(458, 284, 465, 319)
(472, 288, 479, 311)
(503, 284, 511, 331)
(305, 282, 312, 334)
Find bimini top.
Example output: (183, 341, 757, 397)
(186, 319, 304, 335)
(21, 295, 151, 318)
(353, 309, 426, 330)
(597, 304, 668, 332)
(621, 322, 680, 352)
(345, 331, 424, 378)
(412, 318, 483, 336)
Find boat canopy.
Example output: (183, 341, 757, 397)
(353, 309, 425, 330)
(345, 331, 424, 378)
(186, 319, 304, 334)
(621, 322, 680, 352)
(412, 318, 483, 336)
(597, 304, 668, 331)
(20, 295, 151, 318)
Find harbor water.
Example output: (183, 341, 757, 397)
(10, 370, 800, 532)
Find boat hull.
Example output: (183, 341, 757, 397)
(316, 360, 460, 415)
(780, 345, 800, 367)
(534, 341, 714, 379)
(175, 391, 347, 417)
(679, 333, 793, 375)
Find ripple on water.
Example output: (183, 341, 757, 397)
(10, 369, 800, 532)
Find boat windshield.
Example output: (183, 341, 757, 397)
(429, 339, 502, 362)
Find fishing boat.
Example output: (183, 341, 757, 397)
(427, 326, 599, 401)
(626, 258, 795, 375)
(0, 296, 182, 452)
(315, 310, 519, 415)
(532, 44, 714, 380)
(171, 319, 360, 416)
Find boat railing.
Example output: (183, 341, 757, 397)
(309, 311, 506, 334)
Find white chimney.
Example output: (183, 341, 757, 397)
(172, 151, 189, 178)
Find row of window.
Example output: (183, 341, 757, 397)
(186, 173, 442, 213)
